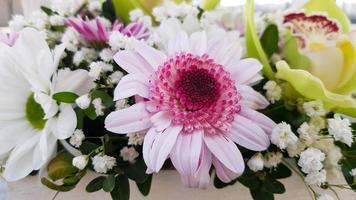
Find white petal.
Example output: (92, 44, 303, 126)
(189, 31, 207, 56)
(238, 85, 269, 110)
(54, 69, 95, 95)
(131, 39, 167, 70)
(113, 74, 149, 100)
(50, 104, 77, 139)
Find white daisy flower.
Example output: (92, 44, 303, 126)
(0, 28, 94, 181)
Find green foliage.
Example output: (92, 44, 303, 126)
(103, 174, 116, 192)
(260, 24, 279, 58)
(283, 31, 311, 70)
(136, 175, 152, 196)
(47, 152, 78, 181)
(41, 6, 55, 15)
(53, 92, 79, 103)
(86, 176, 106, 193)
(91, 90, 114, 108)
(125, 157, 149, 183)
(111, 175, 130, 200)
(84, 104, 97, 120)
(43, 152, 85, 192)
(26, 94, 46, 130)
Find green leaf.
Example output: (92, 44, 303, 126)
(260, 24, 279, 58)
(262, 178, 285, 194)
(111, 175, 130, 200)
(269, 164, 292, 179)
(80, 142, 100, 155)
(75, 108, 84, 129)
(84, 104, 97, 120)
(250, 189, 274, 200)
(47, 152, 78, 181)
(244, 0, 275, 80)
(103, 174, 116, 192)
(283, 31, 311, 70)
(125, 157, 148, 183)
(53, 92, 79, 103)
(237, 170, 261, 191)
(63, 171, 86, 186)
(41, 178, 75, 192)
(91, 90, 114, 108)
(26, 94, 46, 130)
(213, 175, 236, 189)
(86, 176, 106, 193)
(41, 6, 55, 15)
(136, 175, 152, 196)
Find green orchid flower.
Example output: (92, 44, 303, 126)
(112, 0, 220, 23)
(245, 0, 356, 116)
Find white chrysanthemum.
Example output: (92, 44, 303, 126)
(69, 129, 85, 148)
(305, 169, 327, 186)
(92, 98, 105, 116)
(298, 148, 325, 174)
(263, 80, 282, 103)
(128, 131, 145, 146)
(350, 168, 356, 177)
(76, 94, 91, 109)
(328, 114, 353, 146)
(303, 100, 326, 117)
(92, 155, 116, 173)
(0, 28, 95, 181)
(247, 153, 264, 172)
(271, 122, 298, 149)
(120, 147, 139, 163)
(317, 194, 334, 200)
(72, 155, 88, 170)
(264, 152, 283, 168)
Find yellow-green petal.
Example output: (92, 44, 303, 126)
(243, 0, 275, 80)
(276, 61, 356, 108)
(283, 31, 311, 70)
(201, 0, 220, 10)
(335, 38, 356, 94)
(303, 0, 351, 32)
(112, 0, 159, 23)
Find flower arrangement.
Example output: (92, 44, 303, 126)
(0, 0, 356, 200)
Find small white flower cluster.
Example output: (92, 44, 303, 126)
(350, 168, 356, 177)
(271, 122, 298, 149)
(303, 100, 326, 118)
(92, 155, 117, 174)
(73, 48, 98, 65)
(263, 152, 283, 169)
(51, 0, 85, 16)
(263, 81, 282, 103)
(247, 153, 264, 172)
(327, 114, 354, 147)
(76, 94, 91, 109)
(70, 129, 85, 148)
(88, 61, 114, 80)
(72, 155, 89, 170)
(120, 147, 139, 163)
(109, 32, 133, 51)
(152, 1, 199, 22)
(128, 131, 145, 146)
(92, 98, 106, 116)
(129, 9, 152, 27)
(298, 148, 326, 186)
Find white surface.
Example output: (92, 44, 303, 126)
(6, 171, 356, 200)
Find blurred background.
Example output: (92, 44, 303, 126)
(1, 0, 356, 26)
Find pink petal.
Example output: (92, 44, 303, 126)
(114, 50, 154, 79)
(170, 130, 203, 176)
(238, 85, 269, 110)
(240, 107, 276, 134)
(113, 74, 149, 100)
(226, 115, 270, 151)
(131, 39, 167, 70)
(212, 155, 243, 183)
(150, 111, 172, 132)
(168, 31, 190, 55)
(148, 125, 183, 172)
(229, 58, 263, 85)
(105, 102, 151, 134)
(143, 127, 160, 173)
(95, 17, 109, 41)
(203, 134, 243, 173)
(189, 31, 207, 56)
(207, 33, 242, 66)
(181, 144, 212, 189)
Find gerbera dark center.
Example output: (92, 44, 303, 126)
(175, 68, 220, 111)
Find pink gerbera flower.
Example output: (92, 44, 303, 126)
(105, 31, 275, 188)
(66, 17, 149, 44)
(0, 31, 18, 46)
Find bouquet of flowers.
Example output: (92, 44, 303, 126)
(0, 0, 355, 200)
